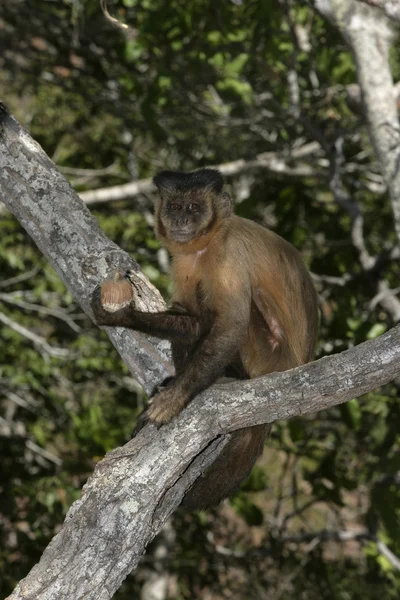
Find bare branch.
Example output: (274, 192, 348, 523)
(78, 142, 322, 205)
(0, 310, 72, 359)
(281, 529, 369, 544)
(318, 0, 400, 242)
(25, 440, 63, 467)
(0, 266, 41, 288)
(0, 292, 83, 333)
(357, 0, 400, 22)
(376, 539, 400, 571)
(211, 528, 400, 569)
(375, 280, 400, 321)
(4, 390, 39, 414)
(79, 177, 154, 205)
(5, 324, 400, 600)
(325, 137, 400, 321)
(0, 102, 171, 395)
(329, 136, 375, 270)
(58, 162, 120, 178)
(100, 0, 129, 31)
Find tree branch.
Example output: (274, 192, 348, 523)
(2, 104, 400, 599)
(357, 0, 400, 22)
(6, 323, 400, 600)
(77, 142, 321, 205)
(0, 310, 72, 359)
(316, 0, 400, 243)
(0, 103, 171, 395)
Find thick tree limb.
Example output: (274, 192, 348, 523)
(0, 103, 171, 394)
(2, 104, 400, 598)
(357, 0, 400, 22)
(316, 0, 400, 242)
(6, 324, 400, 600)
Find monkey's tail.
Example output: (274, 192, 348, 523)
(182, 423, 271, 510)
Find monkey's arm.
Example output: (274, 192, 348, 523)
(91, 285, 204, 343)
(146, 294, 251, 425)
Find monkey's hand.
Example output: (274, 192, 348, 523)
(91, 272, 135, 326)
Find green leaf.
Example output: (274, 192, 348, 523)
(231, 494, 264, 526)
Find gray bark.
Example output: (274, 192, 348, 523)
(0, 103, 171, 395)
(6, 324, 400, 600)
(316, 0, 400, 243)
(357, 0, 400, 22)
(1, 104, 400, 599)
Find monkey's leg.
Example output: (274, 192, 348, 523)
(144, 311, 249, 426)
(132, 337, 197, 435)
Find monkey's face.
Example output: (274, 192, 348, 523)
(159, 192, 213, 243)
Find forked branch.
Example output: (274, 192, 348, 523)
(1, 104, 400, 600)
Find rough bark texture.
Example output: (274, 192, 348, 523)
(0, 103, 171, 394)
(316, 0, 400, 243)
(1, 104, 400, 599)
(358, 0, 400, 22)
(5, 324, 400, 600)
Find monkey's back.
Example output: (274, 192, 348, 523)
(224, 216, 318, 376)
(171, 215, 318, 378)
(181, 216, 318, 510)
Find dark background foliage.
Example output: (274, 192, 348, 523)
(0, 1, 399, 598)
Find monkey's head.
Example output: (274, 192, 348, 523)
(153, 169, 232, 249)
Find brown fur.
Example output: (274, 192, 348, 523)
(91, 169, 318, 509)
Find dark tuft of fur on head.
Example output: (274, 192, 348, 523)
(153, 169, 224, 194)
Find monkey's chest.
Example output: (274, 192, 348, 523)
(171, 255, 207, 314)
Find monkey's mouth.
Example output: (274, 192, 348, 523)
(170, 229, 195, 242)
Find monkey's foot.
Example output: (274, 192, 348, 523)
(147, 387, 185, 425)
(137, 387, 187, 430)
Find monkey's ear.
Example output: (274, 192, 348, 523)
(191, 169, 223, 193)
(220, 191, 233, 218)
(153, 171, 178, 196)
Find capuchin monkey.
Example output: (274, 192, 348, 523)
(91, 168, 318, 509)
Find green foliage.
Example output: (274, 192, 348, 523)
(231, 494, 264, 526)
(1, 0, 400, 598)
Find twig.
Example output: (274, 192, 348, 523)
(376, 539, 400, 571)
(0, 310, 72, 359)
(58, 162, 119, 177)
(0, 292, 82, 333)
(311, 272, 352, 286)
(281, 528, 369, 544)
(0, 265, 41, 288)
(4, 390, 39, 414)
(369, 285, 400, 310)
(25, 440, 63, 466)
(100, 0, 129, 31)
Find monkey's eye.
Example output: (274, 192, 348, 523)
(169, 202, 181, 211)
(188, 203, 200, 212)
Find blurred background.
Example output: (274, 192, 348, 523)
(1, 1, 400, 598)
